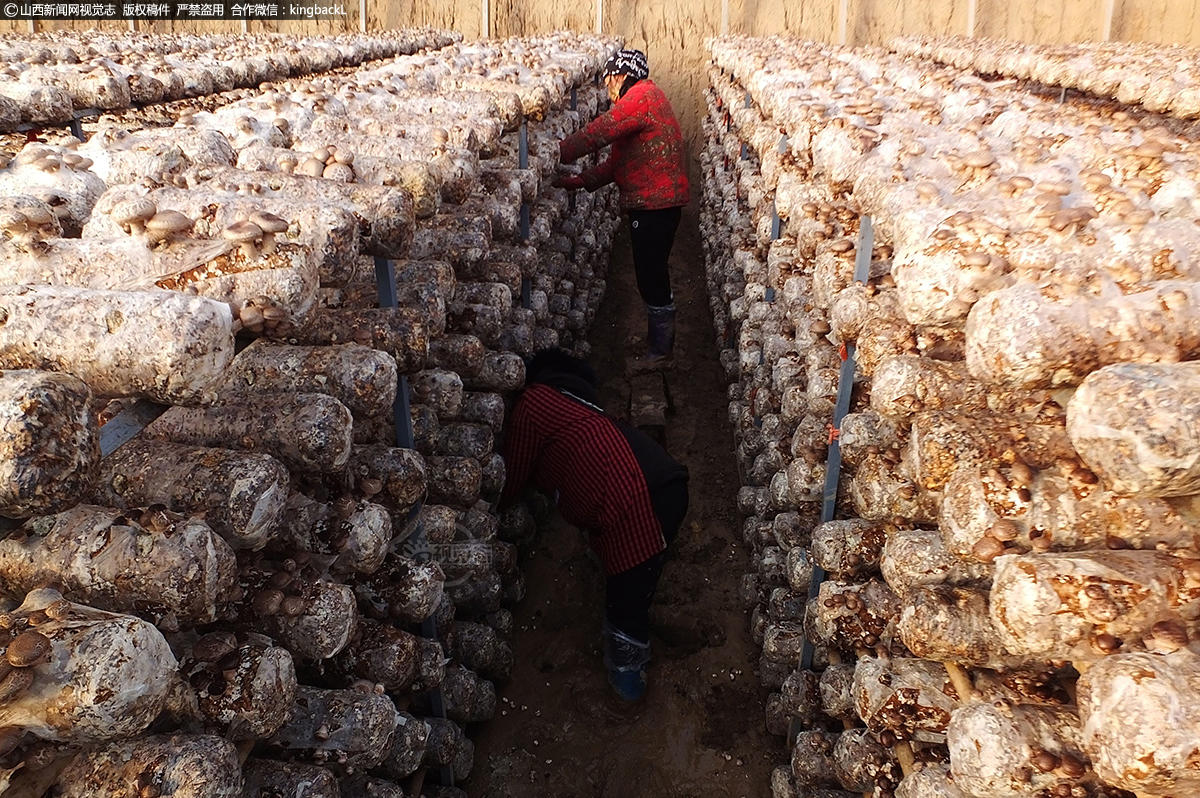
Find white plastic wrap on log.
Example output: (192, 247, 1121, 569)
(990, 551, 1200, 664)
(0, 81, 71, 123)
(811, 518, 888, 577)
(0, 147, 105, 236)
(1078, 649, 1200, 796)
(294, 126, 479, 205)
(899, 585, 1032, 670)
(411, 369, 464, 419)
(271, 307, 428, 373)
(791, 729, 840, 789)
(410, 209, 492, 268)
(87, 185, 361, 288)
(849, 453, 941, 523)
(144, 393, 352, 474)
(334, 618, 422, 692)
(261, 580, 357, 660)
(0, 236, 319, 321)
(837, 410, 901, 467)
(832, 728, 900, 793)
(235, 141, 442, 219)
(940, 463, 1200, 559)
(270, 686, 397, 769)
(905, 410, 1073, 491)
(242, 759, 338, 798)
(0, 588, 177, 742)
(965, 281, 1200, 389)
(81, 126, 235, 185)
(183, 641, 296, 739)
(343, 445, 426, 509)
(6, 505, 235, 623)
(818, 663, 858, 721)
(895, 763, 967, 798)
(353, 555, 445, 625)
(55, 734, 242, 798)
(948, 702, 1090, 798)
(1068, 362, 1200, 497)
(426, 456, 483, 508)
(380, 711, 429, 780)
(186, 166, 415, 259)
(0, 285, 234, 405)
(278, 493, 390, 575)
(93, 441, 287, 550)
(224, 341, 397, 417)
(881, 527, 992, 598)
(413, 662, 496, 723)
(807, 579, 903, 653)
(870, 355, 989, 419)
(854, 656, 959, 743)
(0, 369, 98, 518)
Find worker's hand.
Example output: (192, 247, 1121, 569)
(552, 175, 585, 190)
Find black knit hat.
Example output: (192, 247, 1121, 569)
(603, 49, 649, 81)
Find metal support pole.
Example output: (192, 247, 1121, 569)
(519, 122, 532, 309)
(789, 216, 873, 742)
(99, 401, 169, 457)
(373, 255, 449, 785)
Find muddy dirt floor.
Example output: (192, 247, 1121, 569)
(466, 210, 778, 797)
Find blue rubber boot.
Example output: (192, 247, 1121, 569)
(602, 620, 651, 702)
(641, 303, 676, 361)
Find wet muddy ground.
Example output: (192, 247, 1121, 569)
(466, 211, 777, 798)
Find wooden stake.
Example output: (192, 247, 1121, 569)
(595, 0, 603, 34)
(481, 0, 490, 38)
(721, 0, 729, 35)
(966, 0, 977, 37)
(944, 662, 976, 703)
(360, 0, 366, 32)
(837, 0, 849, 45)
(895, 741, 916, 776)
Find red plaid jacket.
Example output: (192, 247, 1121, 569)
(559, 79, 690, 211)
(499, 384, 666, 575)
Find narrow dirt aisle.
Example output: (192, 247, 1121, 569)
(467, 210, 776, 798)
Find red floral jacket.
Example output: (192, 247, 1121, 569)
(559, 79, 690, 211)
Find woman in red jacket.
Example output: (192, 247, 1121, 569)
(554, 49, 690, 361)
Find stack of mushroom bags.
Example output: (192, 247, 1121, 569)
(0, 28, 462, 132)
(0, 30, 621, 798)
(702, 33, 1200, 798)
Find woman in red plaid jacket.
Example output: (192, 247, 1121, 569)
(499, 349, 690, 702)
(554, 48, 690, 361)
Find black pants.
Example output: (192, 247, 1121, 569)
(605, 475, 690, 644)
(628, 206, 683, 308)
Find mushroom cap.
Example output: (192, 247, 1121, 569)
(111, 197, 157, 226)
(145, 209, 193, 233)
(323, 162, 354, 182)
(248, 210, 288, 234)
(18, 203, 54, 227)
(297, 158, 325, 178)
(222, 219, 263, 243)
(6, 630, 51, 667)
(0, 210, 29, 231)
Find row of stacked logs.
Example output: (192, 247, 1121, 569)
(0, 29, 622, 797)
(702, 33, 1200, 798)
(0, 28, 462, 128)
